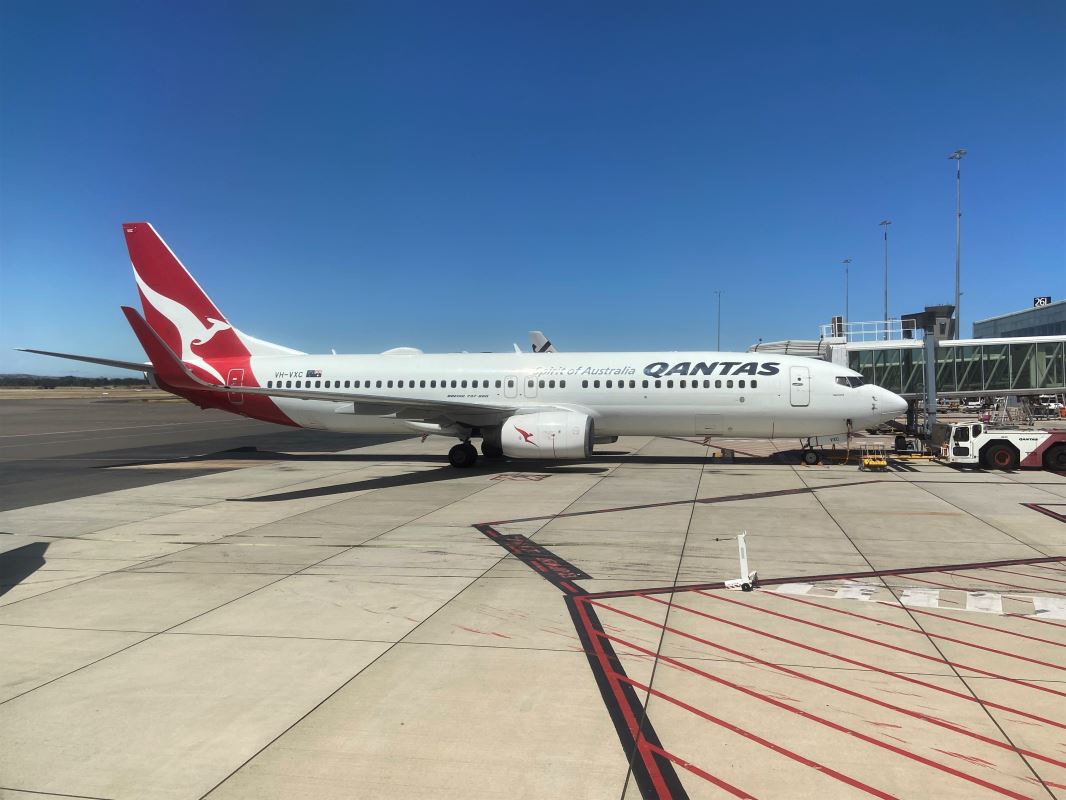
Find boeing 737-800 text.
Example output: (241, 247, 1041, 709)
(23, 223, 907, 467)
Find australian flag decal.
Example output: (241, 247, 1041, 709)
(306, 369, 323, 378)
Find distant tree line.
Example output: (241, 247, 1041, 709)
(0, 375, 149, 388)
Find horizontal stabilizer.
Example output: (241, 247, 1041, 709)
(17, 348, 155, 373)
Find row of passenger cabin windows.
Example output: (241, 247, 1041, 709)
(265, 378, 522, 390)
(582, 378, 757, 389)
(263, 377, 757, 390)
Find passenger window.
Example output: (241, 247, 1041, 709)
(606, 380, 613, 388)
(495, 380, 501, 388)
(539, 379, 545, 388)
(549, 380, 555, 388)
(344, 380, 350, 388)
(751, 380, 757, 388)
(355, 380, 361, 388)
(560, 380, 566, 388)
(376, 380, 382, 388)
(507, 379, 514, 388)
(703, 380, 710, 388)
(655, 380, 661, 388)
(386, 380, 392, 388)
(451, 380, 457, 388)
(727, 380, 733, 388)
(642, 380, 649, 388)
(267, 380, 273, 388)
(419, 380, 425, 388)
(527, 379, 534, 388)
(594, 380, 600, 388)
(692, 381, 698, 389)
(295, 380, 302, 388)
(680, 380, 686, 388)
(286, 380, 292, 388)
(398, 380, 404, 388)
(430, 380, 436, 388)
(715, 380, 722, 388)
(738, 380, 745, 388)
(461, 380, 467, 388)
(618, 382, 624, 390)
(629, 380, 635, 388)
(582, 380, 588, 388)
(667, 380, 673, 388)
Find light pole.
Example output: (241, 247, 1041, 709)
(714, 290, 722, 350)
(879, 220, 891, 339)
(949, 149, 966, 338)
(841, 258, 852, 338)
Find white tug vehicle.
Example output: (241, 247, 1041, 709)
(940, 422, 1066, 470)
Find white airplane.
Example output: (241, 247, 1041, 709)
(23, 223, 907, 468)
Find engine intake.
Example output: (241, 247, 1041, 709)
(501, 411, 593, 460)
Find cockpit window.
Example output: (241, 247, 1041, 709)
(835, 376, 865, 388)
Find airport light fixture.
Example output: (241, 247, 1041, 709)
(879, 220, 891, 339)
(948, 149, 967, 338)
(841, 258, 852, 337)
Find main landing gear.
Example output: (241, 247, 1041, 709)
(800, 438, 821, 465)
(481, 442, 504, 459)
(448, 442, 479, 468)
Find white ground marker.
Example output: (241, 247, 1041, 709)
(899, 588, 940, 608)
(834, 586, 878, 601)
(775, 583, 814, 595)
(965, 591, 1003, 614)
(1029, 597, 1066, 621)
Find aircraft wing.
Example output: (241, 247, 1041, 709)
(17, 348, 155, 373)
(121, 307, 548, 424)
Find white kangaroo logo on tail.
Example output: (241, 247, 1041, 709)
(133, 270, 232, 384)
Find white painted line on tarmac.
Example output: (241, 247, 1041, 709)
(899, 588, 940, 608)
(834, 586, 877, 601)
(774, 583, 814, 595)
(966, 591, 1003, 614)
(0, 420, 259, 439)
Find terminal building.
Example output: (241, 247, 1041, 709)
(972, 299, 1066, 339)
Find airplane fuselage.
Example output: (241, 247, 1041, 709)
(174, 350, 902, 440)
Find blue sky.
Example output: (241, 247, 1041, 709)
(1, 1, 1063, 374)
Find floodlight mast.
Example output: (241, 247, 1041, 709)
(879, 220, 891, 340)
(949, 149, 966, 338)
(841, 258, 852, 339)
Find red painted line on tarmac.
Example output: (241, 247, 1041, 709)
(699, 591, 1066, 699)
(988, 566, 1066, 586)
(1004, 613, 1066, 629)
(883, 603, 1066, 649)
(601, 632, 1036, 800)
(1023, 503, 1066, 524)
(771, 593, 1066, 672)
(633, 595, 1066, 730)
(625, 679, 896, 799)
(935, 570, 1066, 598)
(571, 597, 673, 798)
(592, 601, 1066, 769)
(641, 742, 758, 799)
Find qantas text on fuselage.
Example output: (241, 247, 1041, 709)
(21, 223, 908, 468)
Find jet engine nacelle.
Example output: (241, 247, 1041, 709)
(500, 411, 594, 460)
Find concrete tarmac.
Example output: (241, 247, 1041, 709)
(0, 399, 1064, 800)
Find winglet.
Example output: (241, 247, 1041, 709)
(121, 306, 221, 390)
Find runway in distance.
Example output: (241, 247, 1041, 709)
(23, 223, 908, 467)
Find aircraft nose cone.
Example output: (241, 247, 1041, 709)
(883, 389, 908, 417)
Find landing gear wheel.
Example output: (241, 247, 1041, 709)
(448, 442, 479, 468)
(802, 450, 820, 466)
(1044, 445, 1066, 471)
(983, 443, 1018, 470)
(481, 442, 504, 459)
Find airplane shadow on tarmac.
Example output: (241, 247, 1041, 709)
(0, 541, 49, 597)
(232, 463, 611, 502)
